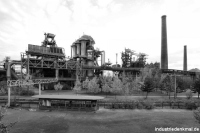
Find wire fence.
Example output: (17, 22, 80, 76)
(0, 99, 200, 110)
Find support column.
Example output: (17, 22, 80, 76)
(8, 86, 10, 107)
(7, 62, 11, 107)
(39, 84, 41, 95)
(20, 53, 23, 80)
(41, 57, 43, 68)
(56, 69, 59, 79)
(27, 54, 30, 76)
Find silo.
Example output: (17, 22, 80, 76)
(76, 42, 81, 55)
(80, 40, 87, 57)
(71, 43, 77, 58)
(75, 41, 81, 62)
(161, 15, 168, 69)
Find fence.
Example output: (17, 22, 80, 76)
(0, 99, 199, 110)
(98, 101, 200, 110)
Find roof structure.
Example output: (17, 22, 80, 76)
(32, 95, 104, 100)
(78, 35, 95, 44)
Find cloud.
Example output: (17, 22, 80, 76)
(0, 0, 200, 70)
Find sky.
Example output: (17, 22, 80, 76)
(0, 0, 200, 70)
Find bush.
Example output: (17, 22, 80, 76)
(186, 89, 193, 99)
(0, 106, 18, 132)
(136, 101, 154, 110)
(0, 81, 7, 95)
(185, 101, 197, 110)
(20, 89, 35, 96)
(194, 107, 200, 124)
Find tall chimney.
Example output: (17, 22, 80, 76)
(161, 15, 168, 69)
(183, 45, 187, 71)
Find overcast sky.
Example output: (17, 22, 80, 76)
(0, 0, 200, 70)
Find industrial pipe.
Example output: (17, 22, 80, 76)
(101, 51, 105, 66)
(82, 65, 141, 72)
(6, 61, 21, 107)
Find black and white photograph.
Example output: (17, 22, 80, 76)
(0, 0, 200, 133)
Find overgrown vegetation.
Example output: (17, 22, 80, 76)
(73, 77, 82, 95)
(194, 107, 200, 124)
(0, 81, 35, 96)
(0, 106, 18, 133)
(194, 78, 200, 99)
(81, 63, 196, 100)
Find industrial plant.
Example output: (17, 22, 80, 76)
(0, 15, 199, 108)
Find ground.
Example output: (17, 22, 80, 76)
(3, 108, 200, 133)
(1, 89, 200, 133)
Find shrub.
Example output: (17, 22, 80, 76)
(136, 101, 154, 110)
(185, 101, 197, 110)
(0, 106, 18, 133)
(142, 101, 155, 110)
(20, 89, 35, 96)
(0, 81, 7, 95)
(186, 89, 193, 99)
(73, 78, 82, 94)
(194, 107, 200, 124)
(87, 77, 100, 93)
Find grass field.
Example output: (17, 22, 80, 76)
(3, 108, 199, 133)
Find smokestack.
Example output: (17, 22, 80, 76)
(161, 15, 168, 69)
(183, 45, 187, 71)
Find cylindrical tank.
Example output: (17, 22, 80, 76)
(80, 40, 87, 56)
(71, 44, 76, 58)
(76, 42, 81, 55)
(101, 51, 105, 66)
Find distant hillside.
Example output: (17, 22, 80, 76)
(189, 68, 200, 72)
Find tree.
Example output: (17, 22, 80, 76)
(111, 77, 123, 99)
(185, 89, 193, 99)
(140, 76, 154, 99)
(121, 48, 135, 68)
(54, 82, 63, 95)
(194, 78, 200, 99)
(161, 74, 174, 99)
(102, 82, 111, 97)
(87, 77, 100, 94)
(122, 82, 130, 98)
(82, 77, 89, 91)
(73, 78, 82, 95)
